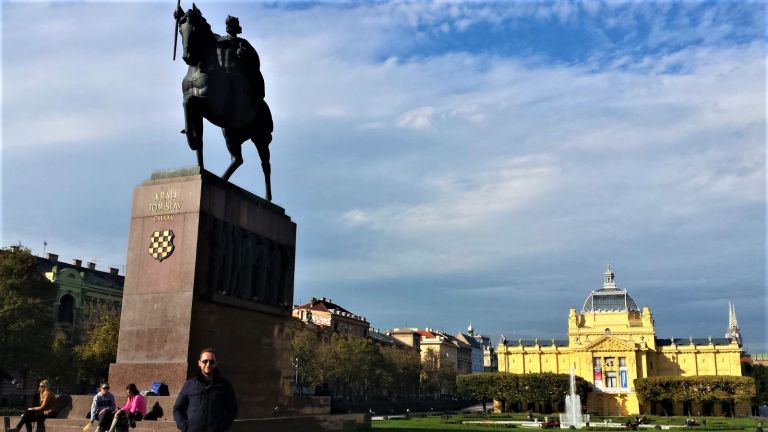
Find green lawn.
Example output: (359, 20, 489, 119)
(368, 414, 764, 432)
(371, 416, 519, 431)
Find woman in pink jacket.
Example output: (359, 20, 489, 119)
(108, 384, 147, 432)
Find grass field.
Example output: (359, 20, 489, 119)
(369, 414, 765, 432)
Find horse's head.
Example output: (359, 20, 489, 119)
(177, 3, 212, 66)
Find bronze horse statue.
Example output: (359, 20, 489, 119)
(176, 3, 274, 200)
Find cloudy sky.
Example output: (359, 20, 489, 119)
(2, 1, 766, 353)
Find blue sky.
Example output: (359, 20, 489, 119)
(2, 1, 766, 353)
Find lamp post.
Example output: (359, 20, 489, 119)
(293, 357, 301, 395)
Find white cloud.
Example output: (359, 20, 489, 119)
(344, 154, 559, 234)
(397, 106, 435, 130)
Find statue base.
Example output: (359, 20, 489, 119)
(109, 168, 302, 417)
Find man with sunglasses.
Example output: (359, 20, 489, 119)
(89, 383, 116, 432)
(173, 348, 238, 432)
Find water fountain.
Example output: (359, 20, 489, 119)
(559, 367, 590, 428)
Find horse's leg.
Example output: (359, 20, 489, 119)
(221, 129, 244, 181)
(184, 98, 205, 170)
(253, 138, 272, 201)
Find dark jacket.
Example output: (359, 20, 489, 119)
(173, 370, 238, 432)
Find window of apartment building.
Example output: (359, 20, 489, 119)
(593, 357, 601, 368)
(619, 357, 626, 367)
(605, 371, 617, 388)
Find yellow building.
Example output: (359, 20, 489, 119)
(497, 266, 744, 416)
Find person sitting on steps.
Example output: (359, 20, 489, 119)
(14, 380, 57, 432)
(107, 384, 146, 432)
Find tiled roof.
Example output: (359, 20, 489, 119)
(294, 298, 350, 313)
(293, 297, 368, 322)
(510, 339, 570, 347)
(368, 331, 410, 347)
(416, 329, 437, 338)
(458, 333, 484, 349)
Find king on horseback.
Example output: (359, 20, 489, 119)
(174, 3, 274, 201)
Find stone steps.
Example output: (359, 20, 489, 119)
(3, 414, 370, 432)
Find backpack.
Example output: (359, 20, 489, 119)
(143, 402, 164, 421)
(150, 381, 169, 396)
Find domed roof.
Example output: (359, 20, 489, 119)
(581, 265, 640, 312)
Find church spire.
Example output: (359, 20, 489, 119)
(725, 301, 742, 347)
(467, 321, 474, 336)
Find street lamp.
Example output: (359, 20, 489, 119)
(293, 357, 301, 395)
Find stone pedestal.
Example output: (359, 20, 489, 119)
(109, 168, 299, 417)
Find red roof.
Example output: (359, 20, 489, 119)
(294, 297, 354, 314)
(416, 329, 437, 338)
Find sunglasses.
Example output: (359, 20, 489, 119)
(200, 359, 216, 365)
(102, 387, 110, 390)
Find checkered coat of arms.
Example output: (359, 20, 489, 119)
(148, 229, 175, 261)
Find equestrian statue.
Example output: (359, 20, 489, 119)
(174, 2, 274, 201)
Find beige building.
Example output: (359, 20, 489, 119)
(292, 297, 369, 338)
(497, 266, 744, 416)
(389, 328, 464, 370)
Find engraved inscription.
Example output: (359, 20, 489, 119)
(148, 189, 183, 220)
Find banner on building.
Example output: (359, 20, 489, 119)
(620, 368, 628, 388)
(594, 369, 603, 387)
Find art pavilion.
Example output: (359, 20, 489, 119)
(497, 266, 745, 416)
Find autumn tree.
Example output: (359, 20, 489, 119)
(0, 247, 57, 381)
(75, 310, 120, 385)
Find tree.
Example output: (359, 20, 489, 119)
(41, 338, 78, 391)
(0, 247, 58, 381)
(290, 327, 325, 393)
(321, 334, 388, 401)
(381, 346, 422, 400)
(421, 349, 441, 398)
(75, 310, 120, 385)
(742, 362, 768, 408)
(437, 364, 458, 396)
(457, 373, 495, 412)
(469, 372, 591, 413)
(635, 375, 756, 414)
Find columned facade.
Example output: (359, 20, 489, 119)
(497, 266, 744, 416)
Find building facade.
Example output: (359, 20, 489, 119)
(497, 266, 744, 416)
(474, 333, 498, 372)
(292, 297, 370, 338)
(37, 252, 124, 343)
(457, 323, 485, 373)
